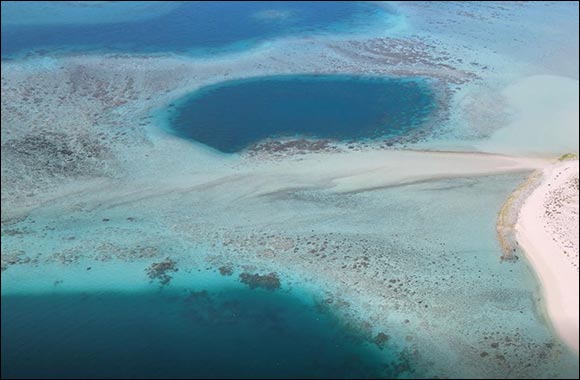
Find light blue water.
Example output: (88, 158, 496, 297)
(163, 75, 436, 153)
(1, 1, 398, 58)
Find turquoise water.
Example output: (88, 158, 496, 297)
(164, 75, 436, 153)
(1, 171, 579, 378)
(1, 1, 398, 58)
(1, 287, 388, 379)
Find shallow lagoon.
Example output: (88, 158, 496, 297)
(164, 75, 436, 153)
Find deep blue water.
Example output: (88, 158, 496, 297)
(1, 288, 392, 379)
(1, 1, 396, 58)
(164, 75, 436, 153)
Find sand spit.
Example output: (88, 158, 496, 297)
(516, 159, 580, 353)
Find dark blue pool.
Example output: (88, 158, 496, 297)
(163, 75, 437, 153)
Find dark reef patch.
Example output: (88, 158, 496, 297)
(374, 332, 391, 349)
(239, 271, 281, 291)
(145, 257, 178, 286)
(218, 265, 234, 276)
(1, 132, 108, 178)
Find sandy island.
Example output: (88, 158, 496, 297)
(516, 158, 580, 353)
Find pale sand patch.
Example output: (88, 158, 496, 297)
(477, 75, 580, 156)
(93, 150, 549, 208)
(4, 150, 547, 222)
(516, 160, 580, 353)
(238, 150, 548, 196)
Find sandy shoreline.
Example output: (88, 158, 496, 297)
(516, 159, 580, 353)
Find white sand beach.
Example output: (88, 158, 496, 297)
(516, 159, 580, 353)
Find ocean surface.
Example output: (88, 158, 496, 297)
(1, 286, 388, 379)
(163, 75, 436, 153)
(1, 1, 398, 58)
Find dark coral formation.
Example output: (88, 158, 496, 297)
(373, 332, 390, 349)
(239, 272, 281, 291)
(476, 328, 567, 375)
(1, 250, 33, 272)
(246, 138, 337, 157)
(93, 243, 161, 262)
(329, 37, 478, 85)
(145, 257, 178, 286)
(182, 290, 246, 326)
(218, 265, 233, 276)
(2, 132, 108, 178)
(1, 227, 27, 237)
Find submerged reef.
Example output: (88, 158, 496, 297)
(329, 37, 479, 85)
(373, 332, 390, 350)
(1, 249, 32, 272)
(146, 258, 178, 286)
(246, 138, 339, 157)
(239, 272, 281, 291)
(218, 265, 234, 276)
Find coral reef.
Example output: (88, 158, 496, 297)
(146, 257, 178, 286)
(239, 272, 281, 291)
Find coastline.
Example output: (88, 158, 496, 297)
(515, 159, 580, 354)
(496, 170, 544, 261)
